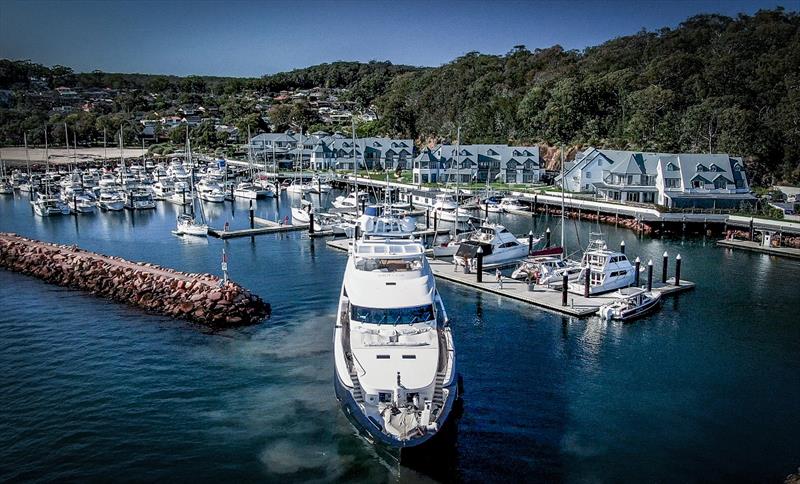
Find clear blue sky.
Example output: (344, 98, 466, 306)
(0, 0, 790, 77)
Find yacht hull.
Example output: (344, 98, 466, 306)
(333, 368, 461, 455)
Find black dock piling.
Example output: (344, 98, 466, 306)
(249, 200, 254, 229)
(546, 227, 551, 248)
(426, 209, 430, 229)
(661, 251, 668, 283)
(634, 257, 641, 287)
(476, 248, 483, 283)
(308, 212, 315, 234)
(562, 274, 568, 306)
(620, 240, 625, 254)
(528, 230, 534, 254)
(674, 254, 681, 286)
(647, 260, 653, 292)
(584, 269, 590, 297)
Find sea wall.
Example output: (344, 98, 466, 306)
(0, 233, 270, 327)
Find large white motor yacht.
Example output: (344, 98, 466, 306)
(569, 237, 636, 295)
(197, 179, 225, 203)
(333, 236, 459, 451)
(453, 224, 531, 268)
(97, 189, 125, 211)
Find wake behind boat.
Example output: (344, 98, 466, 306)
(333, 235, 460, 453)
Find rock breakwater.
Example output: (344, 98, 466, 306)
(0, 233, 271, 327)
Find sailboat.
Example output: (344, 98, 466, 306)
(174, 133, 208, 237)
(510, 146, 581, 283)
(0, 148, 13, 195)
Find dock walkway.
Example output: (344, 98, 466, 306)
(325, 238, 694, 317)
(716, 239, 800, 259)
(208, 217, 308, 238)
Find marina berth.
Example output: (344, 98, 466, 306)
(569, 237, 636, 295)
(597, 287, 661, 321)
(453, 223, 532, 268)
(333, 236, 459, 451)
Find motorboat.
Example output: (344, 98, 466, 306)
(332, 191, 368, 210)
(568, 237, 635, 295)
(233, 182, 261, 199)
(98, 173, 118, 188)
(333, 236, 459, 452)
(175, 214, 208, 237)
(62, 185, 97, 213)
(31, 191, 69, 216)
(511, 255, 582, 285)
(152, 180, 175, 199)
(124, 188, 156, 210)
(499, 197, 527, 212)
(597, 287, 661, 321)
(308, 175, 332, 194)
(291, 198, 314, 224)
(197, 179, 225, 203)
(483, 196, 504, 213)
(285, 180, 313, 195)
(167, 181, 192, 205)
(0, 179, 13, 195)
(167, 160, 191, 182)
(97, 189, 125, 211)
(453, 224, 531, 268)
(253, 176, 277, 197)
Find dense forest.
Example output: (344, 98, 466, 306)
(0, 8, 797, 185)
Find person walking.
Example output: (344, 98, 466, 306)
(496, 268, 503, 289)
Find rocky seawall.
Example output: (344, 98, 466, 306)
(0, 233, 271, 327)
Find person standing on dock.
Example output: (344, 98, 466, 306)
(496, 268, 503, 289)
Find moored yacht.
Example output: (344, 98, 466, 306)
(175, 213, 208, 236)
(333, 236, 459, 452)
(124, 188, 156, 210)
(499, 197, 527, 212)
(97, 189, 125, 211)
(453, 223, 532, 268)
(597, 287, 661, 321)
(197, 179, 225, 203)
(569, 237, 635, 295)
(31, 190, 70, 216)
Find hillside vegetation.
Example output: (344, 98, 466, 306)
(0, 8, 797, 184)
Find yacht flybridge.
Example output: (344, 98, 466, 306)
(453, 223, 533, 268)
(334, 236, 460, 451)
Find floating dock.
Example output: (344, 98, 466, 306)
(716, 239, 800, 259)
(326, 238, 694, 317)
(208, 217, 308, 238)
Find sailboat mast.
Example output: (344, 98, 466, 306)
(64, 122, 70, 171)
(103, 128, 107, 161)
(560, 145, 565, 260)
(24, 132, 30, 177)
(351, 118, 358, 216)
(43, 125, 49, 174)
(454, 127, 460, 237)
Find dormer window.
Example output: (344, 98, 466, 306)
(666, 162, 679, 171)
(709, 163, 721, 172)
(696, 163, 707, 172)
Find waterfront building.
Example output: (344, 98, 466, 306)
(557, 148, 754, 209)
(412, 144, 542, 185)
(248, 132, 413, 171)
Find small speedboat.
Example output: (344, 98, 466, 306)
(597, 287, 661, 321)
(499, 197, 527, 212)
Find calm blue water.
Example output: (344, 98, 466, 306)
(1, 191, 798, 482)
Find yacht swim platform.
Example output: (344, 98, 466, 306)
(326, 238, 694, 317)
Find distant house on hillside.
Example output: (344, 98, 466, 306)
(556, 148, 754, 209)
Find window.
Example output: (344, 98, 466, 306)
(499, 241, 519, 248)
(665, 178, 680, 188)
(586, 172, 592, 178)
(351, 304, 434, 325)
(692, 180, 703, 188)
